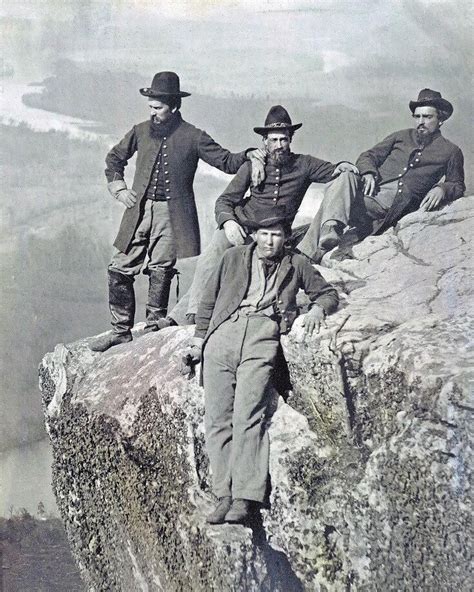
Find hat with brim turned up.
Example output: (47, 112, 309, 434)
(409, 88, 453, 119)
(140, 71, 191, 98)
(253, 105, 302, 135)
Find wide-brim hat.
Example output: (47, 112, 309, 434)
(140, 71, 191, 98)
(254, 105, 302, 135)
(409, 88, 453, 119)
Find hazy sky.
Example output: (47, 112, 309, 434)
(2, 0, 472, 108)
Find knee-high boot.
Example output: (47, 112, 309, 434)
(90, 269, 135, 352)
(144, 268, 176, 331)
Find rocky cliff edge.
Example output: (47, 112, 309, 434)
(39, 197, 473, 591)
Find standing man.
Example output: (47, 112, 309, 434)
(182, 214, 339, 524)
(298, 89, 465, 258)
(90, 71, 264, 352)
(165, 105, 357, 325)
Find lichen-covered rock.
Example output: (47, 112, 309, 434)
(40, 197, 473, 591)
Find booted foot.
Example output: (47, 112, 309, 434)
(225, 498, 254, 524)
(89, 331, 132, 352)
(319, 221, 342, 251)
(143, 317, 177, 333)
(206, 496, 232, 525)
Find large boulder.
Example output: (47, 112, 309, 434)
(39, 197, 473, 591)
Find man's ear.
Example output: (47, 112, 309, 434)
(251, 231, 257, 241)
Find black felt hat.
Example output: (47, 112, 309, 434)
(140, 71, 191, 98)
(409, 89, 453, 119)
(254, 105, 302, 135)
(243, 205, 292, 232)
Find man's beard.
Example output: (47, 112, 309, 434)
(415, 126, 431, 145)
(267, 148, 291, 165)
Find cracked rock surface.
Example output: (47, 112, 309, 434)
(39, 198, 473, 591)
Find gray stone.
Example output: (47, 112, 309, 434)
(39, 197, 473, 591)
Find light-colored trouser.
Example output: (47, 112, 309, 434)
(169, 228, 252, 322)
(203, 312, 280, 502)
(110, 200, 177, 275)
(298, 171, 393, 259)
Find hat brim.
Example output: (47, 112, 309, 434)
(139, 88, 191, 98)
(243, 216, 291, 231)
(409, 98, 453, 118)
(253, 122, 302, 135)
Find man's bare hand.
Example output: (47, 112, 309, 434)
(247, 148, 266, 186)
(332, 162, 359, 176)
(224, 220, 247, 245)
(419, 186, 445, 211)
(116, 189, 137, 209)
(362, 173, 376, 197)
(303, 306, 326, 338)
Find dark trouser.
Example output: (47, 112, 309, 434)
(203, 312, 280, 503)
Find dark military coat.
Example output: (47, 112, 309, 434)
(356, 128, 465, 233)
(105, 113, 248, 258)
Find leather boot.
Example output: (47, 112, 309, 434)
(319, 221, 343, 251)
(90, 269, 135, 352)
(206, 496, 232, 525)
(143, 268, 176, 332)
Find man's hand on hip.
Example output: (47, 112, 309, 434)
(107, 180, 137, 209)
(247, 148, 266, 186)
(362, 173, 376, 197)
(224, 220, 247, 245)
(116, 189, 137, 209)
(419, 186, 445, 211)
(303, 305, 326, 338)
(332, 162, 359, 177)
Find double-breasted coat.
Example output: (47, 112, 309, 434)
(105, 113, 249, 258)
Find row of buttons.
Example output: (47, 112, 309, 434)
(273, 168, 281, 202)
(397, 151, 422, 193)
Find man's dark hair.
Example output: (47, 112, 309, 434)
(436, 107, 450, 122)
(155, 95, 182, 111)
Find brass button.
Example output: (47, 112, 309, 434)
(274, 190, 278, 194)
(165, 180, 170, 183)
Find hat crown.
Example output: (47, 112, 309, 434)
(150, 71, 181, 94)
(417, 88, 442, 101)
(264, 105, 293, 128)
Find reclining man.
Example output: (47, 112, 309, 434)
(90, 71, 264, 352)
(182, 213, 339, 524)
(298, 89, 465, 258)
(162, 104, 357, 326)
